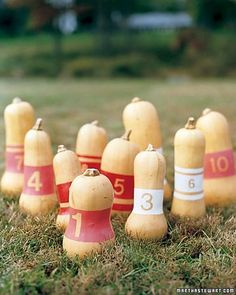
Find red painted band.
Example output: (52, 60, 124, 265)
(77, 154, 102, 160)
(65, 207, 114, 242)
(5, 150, 24, 173)
(112, 203, 133, 212)
(57, 182, 71, 203)
(80, 161, 101, 172)
(23, 165, 55, 195)
(101, 170, 134, 200)
(57, 182, 71, 214)
(204, 149, 236, 179)
(58, 207, 70, 215)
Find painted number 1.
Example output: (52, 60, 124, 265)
(27, 171, 42, 192)
(71, 213, 81, 238)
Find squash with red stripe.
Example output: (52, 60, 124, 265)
(53, 145, 81, 230)
(76, 120, 107, 172)
(101, 130, 140, 215)
(1, 97, 35, 196)
(196, 109, 236, 206)
(63, 168, 114, 259)
(19, 118, 57, 215)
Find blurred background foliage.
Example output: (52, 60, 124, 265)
(0, 0, 236, 78)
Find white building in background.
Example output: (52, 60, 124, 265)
(56, 10, 78, 34)
(47, 0, 78, 34)
(125, 12, 193, 30)
(46, 0, 74, 8)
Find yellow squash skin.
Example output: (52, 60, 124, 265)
(196, 109, 236, 206)
(1, 97, 35, 196)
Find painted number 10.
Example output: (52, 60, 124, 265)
(210, 156, 229, 173)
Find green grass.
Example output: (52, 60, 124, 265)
(0, 78, 236, 294)
(1, 29, 236, 78)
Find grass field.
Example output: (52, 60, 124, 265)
(0, 78, 236, 294)
(1, 30, 236, 78)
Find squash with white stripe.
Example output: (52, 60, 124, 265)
(171, 117, 206, 218)
(125, 144, 167, 240)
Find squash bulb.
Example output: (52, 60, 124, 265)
(76, 120, 107, 172)
(1, 97, 35, 196)
(196, 109, 236, 206)
(122, 97, 172, 201)
(63, 169, 114, 259)
(125, 144, 167, 240)
(101, 130, 140, 215)
(19, 118, 57, 215)
(53, 145, 81, 230)
(171, 117, 206, 218)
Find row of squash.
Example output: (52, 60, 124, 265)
(1, 97, 236, 258)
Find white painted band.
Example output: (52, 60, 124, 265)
(60, 202, 69, 208)
(174, 166, 204, 201)
(175, 166, 204, 174)
(174, 191, 204, 201)
(133, 188, 163, 215)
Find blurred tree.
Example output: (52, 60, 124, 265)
(7, 0, 91, 74)
(188, 0, 236, 28)
(0, 0, 28, 36)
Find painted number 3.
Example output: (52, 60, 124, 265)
(141, 193, 153, 211)
(27, 171, 43, 192)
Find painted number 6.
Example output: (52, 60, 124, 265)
(188, 179, 195, 189)
(27, 171, 43, 192)
(141, 193, 153, 211)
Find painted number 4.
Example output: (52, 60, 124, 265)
(27, 171, 42, 192)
